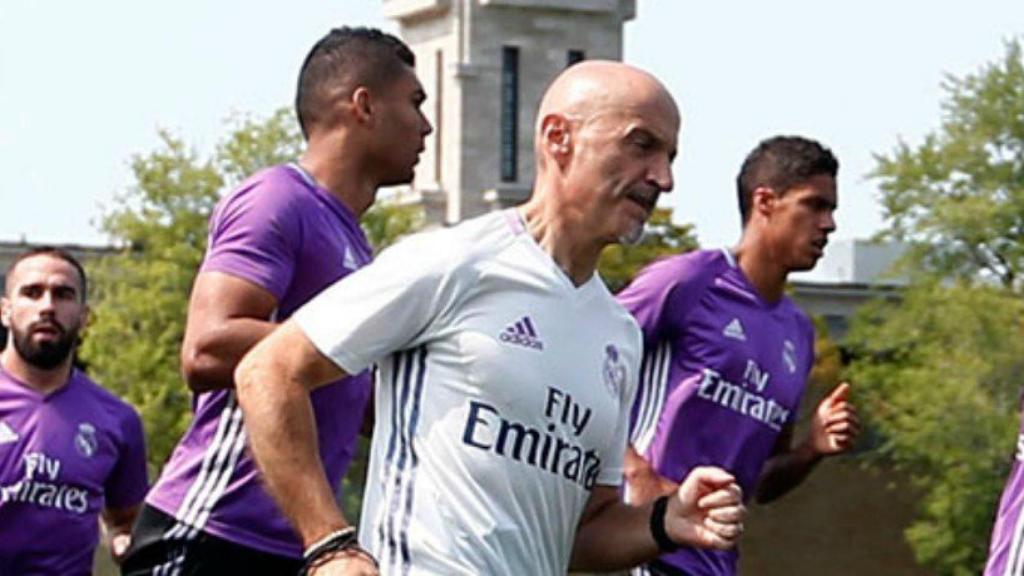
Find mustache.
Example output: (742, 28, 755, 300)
(29, 319, 66, 335)
(626, 186, 661, 211)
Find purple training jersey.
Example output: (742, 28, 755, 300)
(617, 249, 815, 576)
(0, 367, 148, 576)
(145, 164, 373, 558)
(985, 415, 1024, 576)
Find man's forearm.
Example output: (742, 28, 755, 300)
(755, 440, 821, 504)
(102, 504, 140, 562)
(571, 493, 659, 571)
(235, 350, 349, 546)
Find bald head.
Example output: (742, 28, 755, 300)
(537, 61, 678, 142)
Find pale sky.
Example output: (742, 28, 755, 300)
(1, 1, 1021, 251)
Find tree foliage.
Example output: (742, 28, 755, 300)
(82, 130, 227, 470)
(846, 282, 1021, 575)
(873, 39, 1024, 289)
(82, 108, 421, 470)
(851, 39, 1024, 575)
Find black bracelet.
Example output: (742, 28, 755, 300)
(650, 495, 680, 553)
(299, 527, 376, 575)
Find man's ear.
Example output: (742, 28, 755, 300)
(1, 297, 10, 329)
(540, 114, 573, 167)
(751, 186, 777, 219)
(350, 86, 374, 125)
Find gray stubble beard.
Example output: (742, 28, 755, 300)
(618, 223, 645, 246)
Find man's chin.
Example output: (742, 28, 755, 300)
(789, 256, 820, 272)
(618, 224, 645, 246)
(13, 336, 74, 370)
(23, 349, 71, 370)
(380, 166, 417, 188)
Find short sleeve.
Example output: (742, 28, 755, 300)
(201, 173, 301, 301)
(616, 252, 711, 347)
(104, 408, 148, 510)
(802, 313, 817, 378)
(595, 328, 643, 486)
(293, 230, 471, 376)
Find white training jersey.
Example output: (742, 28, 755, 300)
(294, 209, 641, 576)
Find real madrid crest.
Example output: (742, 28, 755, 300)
(74, 422, 98, 458)
(602, 344, 626, 397)
(782, 340, 797, 374)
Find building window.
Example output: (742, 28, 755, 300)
(500, 45, 519, 183)
(567, 49, 585, 67)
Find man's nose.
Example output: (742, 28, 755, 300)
(650, 156, 673, 193)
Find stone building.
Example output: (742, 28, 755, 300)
(382, 0, 636, 225)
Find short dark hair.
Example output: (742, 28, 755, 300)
(5, 247, 88, 302)
(295, 26, 416, 139)
(736, 135, 839, 224)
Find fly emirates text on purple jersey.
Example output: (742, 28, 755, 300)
(0, 368, 147, 575)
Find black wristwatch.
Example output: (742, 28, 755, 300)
(650, 495, 680, 552)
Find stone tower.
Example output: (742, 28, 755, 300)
(383, 0, 636, 225)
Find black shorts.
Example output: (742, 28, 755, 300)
(120, 504, 303, 576)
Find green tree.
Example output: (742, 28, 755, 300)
(846, 282, 1021, 575)
(82, 108, 421, 470)
(598, 207, 699, 292)
(362, 197, 424, 252)
(82, 130, 227, 469)
(850, 38, 1024, 575)
(872, 39, 1024, 289)
(808, 316, 842, 392)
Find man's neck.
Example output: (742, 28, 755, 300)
(0, 349, 72, 395)
(298, 144, 376, 219)
(517, 196, 601, 287)
(733, 233, 788, 304)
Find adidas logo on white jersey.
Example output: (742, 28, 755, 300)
(499, 316, 544, 350)
(723, 318, 747, 341)
(0, 421, 19, 444)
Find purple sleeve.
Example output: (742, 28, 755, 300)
(201, 176, 300, 301)
(104, 408, 148, 510)
(787, 312, 817, 428)
(803, 314, 817, 378)
(616, 253, 709, 346)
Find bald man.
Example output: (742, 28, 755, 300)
(235, 61, 745, 575)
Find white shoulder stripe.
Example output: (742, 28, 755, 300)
(1006, 500, 1024, 575)
(720, 247, 737, 268)
(377, 347, 429, 575)
(162, 393, 248, 553)
(631, 342, 671, 455)
(171, 394, 238, 523)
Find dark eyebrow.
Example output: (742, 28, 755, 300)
(628, 126, 677, 161)
(19, 281, 79, 297)
(627, 126, 654, 139)
(805, 195, 836, 210)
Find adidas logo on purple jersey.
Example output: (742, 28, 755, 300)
(723, 318, 747, 341)
(0, 421, 18, 444)
(499, 316, 544, 350)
